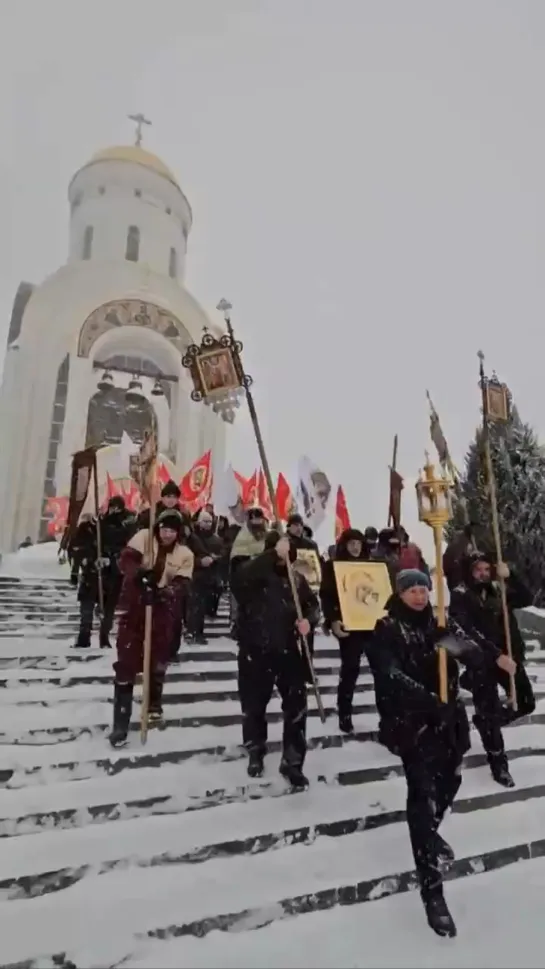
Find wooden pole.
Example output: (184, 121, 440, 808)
(225, 317, 326, 723)
(139, 500, 156, 744)
(478, 353, 517, 710)
(387, 434, 398, 527)
(92, 452, 105, 617)
(483, 438, 517, 711)
(433, 524, 448, 703)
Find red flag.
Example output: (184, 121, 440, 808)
(335, 485, 351, 540)
(122, 478, 142, 514)
(234, 470, 248, 493)
(45, 496, 69, 537)
(180, 451, 213, 513)
(275, 473, 296, 521)
(257, 470, 273, 520)
(100, 473, 123, 511)
(156, 463, 172, 487)
(241, 469, 258, 508)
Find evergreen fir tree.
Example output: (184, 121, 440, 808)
(447, 406, 545, 605)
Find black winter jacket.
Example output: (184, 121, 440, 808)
(449, 573, 531, 663)
(231, 549, 320, 655)
(367, 596, 486, 757)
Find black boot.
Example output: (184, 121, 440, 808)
(109, 683, 134, 748)
(489, 753, 515, 788)
(71, 635, 90, 649)
(421, 886, 457, 938)
(433, 832, 455, 867)
(148, 674, 164, 725)
(339, 714, 355, 734)
(99, 634, 111, 649)
(247, 750, 264, 778)
(280, 761, 309, 789)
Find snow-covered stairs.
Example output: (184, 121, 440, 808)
(2, 576, 545, 967)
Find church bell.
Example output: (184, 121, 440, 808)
(125, 375, 145, 402)
(151, 377, 165, 397)
(97, 370, 114, 392)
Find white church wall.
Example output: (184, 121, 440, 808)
(69, 195, 188, 282)
(68, 159, 191, 283)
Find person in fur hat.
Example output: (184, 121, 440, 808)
(231, 528, 320, 788)
(448, 550, 533, 787)
(109, 509, 194, 748)
(368, 568, 495, 938)
(320, 527, 382, 733)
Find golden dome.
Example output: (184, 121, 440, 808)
(84, 146, 180, 189)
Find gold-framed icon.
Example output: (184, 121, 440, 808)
(333, 560, 392, 631)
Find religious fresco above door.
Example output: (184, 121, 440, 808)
(77, 299, 186, 358)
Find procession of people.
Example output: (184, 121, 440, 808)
(63, 471, 535, 941)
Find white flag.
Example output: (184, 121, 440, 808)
(212, 464, 245, 523)
(295, 455, 332, 533)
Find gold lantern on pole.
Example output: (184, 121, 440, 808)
(415, 454, 453, 703)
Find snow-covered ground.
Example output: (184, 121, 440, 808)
(1, 561, 545, 967)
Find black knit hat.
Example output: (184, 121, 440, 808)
(156, 509, 183, 532)
(287, 513, 304, 527)
(396, 569, 431, 593)
(161, 480, 181, 499)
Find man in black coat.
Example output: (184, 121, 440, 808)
(287, 513, 320, 679)
(186, 509, 224, 645)
(231, 530, 320, 788)
(368, 568, 495, 938)
(449, 550, 533, 786)
(71, 497, 135, 648)
(320, 528, 380, 733)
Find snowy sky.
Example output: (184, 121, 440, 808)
(2, 0, 545, 554)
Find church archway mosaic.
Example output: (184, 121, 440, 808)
(85, 355, 167, 449)
(77, 299, 186, 358)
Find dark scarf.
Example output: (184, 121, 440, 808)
(386, 595, 435, 633)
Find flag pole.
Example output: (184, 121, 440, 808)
(137, 429, 159, 744)
(92, 450, 105, 617)
(387, 434, 398, 527)
(222, 308, 326, 724)
(182, 303, 326, 724)
(477, 351, 517, 710)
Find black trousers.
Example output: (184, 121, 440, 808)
(187, 581, 211, 637)
(77, 574, 122, 646)
(402, 734, 462, 894)
(238, 646, 307, 767)
(462, 660, 535, 765)
(169, 583, 190, 659)
(337, 633, 367, 719)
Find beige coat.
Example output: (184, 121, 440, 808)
(128, 529, 194, 586)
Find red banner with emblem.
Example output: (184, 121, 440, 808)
(180, 450, 213, 514)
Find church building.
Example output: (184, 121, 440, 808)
(0, 120, 227, 550)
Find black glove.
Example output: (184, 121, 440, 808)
(426, 695, 455, 729)
(136, 567, 156, 589)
